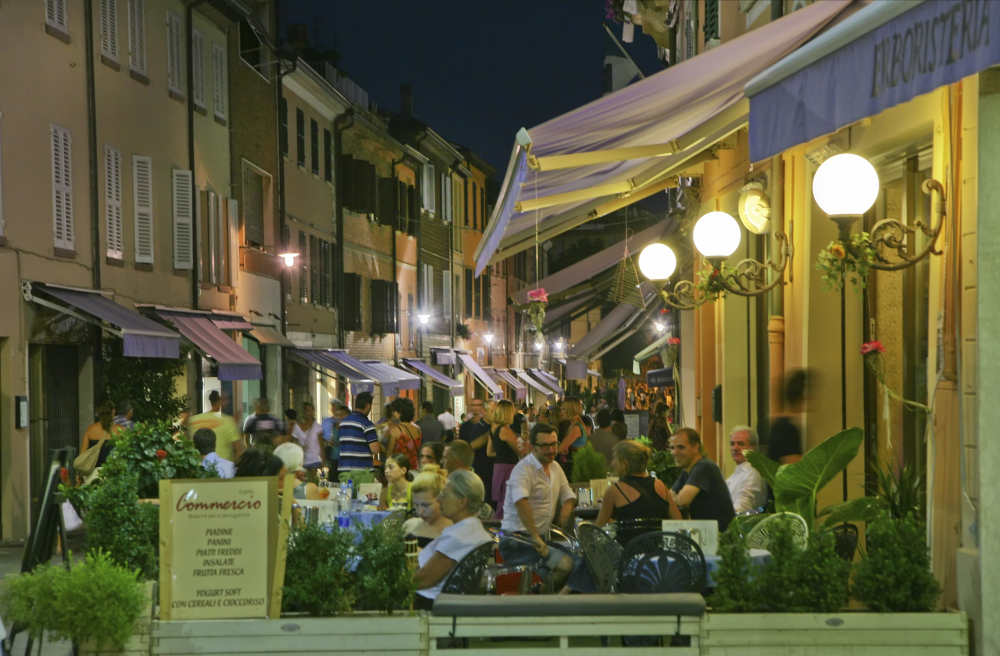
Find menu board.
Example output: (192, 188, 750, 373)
(159, 477, 280, 620)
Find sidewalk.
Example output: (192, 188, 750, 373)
(0, 546, 75, 656)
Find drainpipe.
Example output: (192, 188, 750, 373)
(84, 0, 103, 401)
(767, 154, 785, 418)
(390, 157, 399, 365)
(185, 1, 206, 409)
(334, 109, 356, 349)
(276, 55, 297, 410)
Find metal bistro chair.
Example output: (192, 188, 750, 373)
(576, 522, 623, 593)
(487, 528, 568, 595)
(379, 510, 408, 534)
(439, 541, 497, 596)
(745, 512, 809, 551)
(612, 517, 666, 548)
(617, 531, 707, 595)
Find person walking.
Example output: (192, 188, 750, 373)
(243, 398, 281, 453)
(415, 401, 445, 444)
(188, 391, 243, 462)
(338, 392, 381, 473)
(292, 402, 324, 470)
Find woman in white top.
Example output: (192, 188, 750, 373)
(413, 470, 493, 610)
(291, 402, 324, 469)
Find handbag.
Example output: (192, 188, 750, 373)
(74, 431, 109, 477)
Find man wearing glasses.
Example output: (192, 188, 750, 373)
(499, 423, 577, 591)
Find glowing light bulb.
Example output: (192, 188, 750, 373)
(655, 322, 664, 332)
(638, 243, 678, 280)
(484, 333, 494, 344)
(812, 153, 879, 217)
(417, 314, 430, 325)
(279, 252, 299, 267)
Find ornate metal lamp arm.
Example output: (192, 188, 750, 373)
(659, 281, 705, 311)
(867, 179, 946, 271)
(716, 232, 792, 296)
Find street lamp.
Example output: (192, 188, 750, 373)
(654, 322, 664, 332)
(637, 242, 677, 281)
(278, 252, 299, 267)
(692, 211, 742, 263)
(417, 313, 430, 325)
(484, 333, 494, 344)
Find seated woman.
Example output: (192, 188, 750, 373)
(419, 442, 445, 468)
(403, 465, 453, 548)
(413, 470, 493, 610)
(379, 453, 413, 511)
(234, 448, 286, 478)
(273, 443, 322, 500)
(596, 439, 682, 546)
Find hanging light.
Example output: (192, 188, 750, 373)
(278, 252, 299, 267)
(654, 322, 664, 332)
(692, 211, 742, 258)
(812, 154, 879, 219)
(417, 314, 430, 325)
(638, 243, 678, 280)
(554, 340, 563, 350)
(484, 333, 494, 344)
(535, 341, 543, 351)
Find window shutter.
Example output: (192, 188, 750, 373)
(377, 177, 396, 228)
(310, 235, 319, 303)
(298, 231, 308, 303)
(350, 158, 372, 214)
(442, 274, 451, 326)
(227, 197, 239, 287)
(343, 273, 362, 331)
(133, 155, 153, 263)
(340, 154, 354, 209)
(127, 0, 146, 75)
(310, 119, 319, 175)
(242, 166, 264, 246)
(295, 109, 305, 167)
(46, 0, 68, 32)
(100, 0, 118, 61)
(422, 164, 435, 213)
(279, 97, 288, 157)
(104, 145, 123, 259)
(320, 240, 331, 306)
(465, 268, 473, 319)
(474, 272, 481, 319)
(407, 186, 417, 235)
(323, 129, 332, 182)
(166, 11, 183, 95)
(471, 181, 477, 229)
(0, 113, 4, 237)
(192, 29, 205, 109)
(370, 280, 384, 334)
(207, 190, 218, 282)
(171, 169, 194, 269)
(50, 125, 74, 250)
(212, 43, 227, 120)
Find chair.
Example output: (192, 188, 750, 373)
(440, 541, 496, 595)
(745, 512, 809, 550)
(827, 523, 859, 561)
(613, 518, 665, 548)
(576, 522, 623, 593)
(617, 531, 707, 594)
(379, 510, 407, 534)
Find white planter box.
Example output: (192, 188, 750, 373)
(150, 614, 427, 656)
(702, 611, 969, 656)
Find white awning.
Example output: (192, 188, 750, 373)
(568, 282, 659, 360)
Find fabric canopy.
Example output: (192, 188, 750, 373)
(294, 350, 374, 395)
(431, 347, 456, 365)
(569, 282, 658, 359)
(35, 286, 180, 358)
(746, 0, 996, 162)
(327, 351, 399, 396)
(541, 292, 597, 330)
(474, 0, 850, 274)
(492, 369, 527, 401)
(457, 352, 503, 399)
(531, 369, 565, 397)
(587, 369, 602, 378)
(513, 220, 673, 305)
(249, 325, 295, 348)
(516, 369, 555, 398)
(157, 311, 261, 380)
(363, 361, 421, 390)
(588, 298, 663, 364)
(402, 359, 464, 397)
(210, 312, 253, 331)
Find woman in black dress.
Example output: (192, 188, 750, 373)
(596, 439, 682, 546)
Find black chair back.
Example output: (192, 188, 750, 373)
(440, 541, 496, 595)
(617, 531, 707, 594)
(828, 523, 859, 561)
(577, 522, 623, 593)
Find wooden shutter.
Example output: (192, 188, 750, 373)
(133, 155, 153, 263)
(323, 129, 332, 182)
(100, 0, 118, 61)
(227, 198, 239, 287)
(166, 11, 183, 95)
(192, 29, 205, 108)
(442, 274, 452, 325)
(471, 181, 477, 229)
(46, 0, 68, 32)
(206, 190, 218, 282)
(465, 268, 473, 319)
(310, 235, 319, 303)
(212, 43, 227, 121)
(422, 164, 436, 213)
(340, 154, 354, 209)
(377, 177, 396, 228)
(351, 159, 375, 215)
(171, 169, 194, 269)
(370, 280, 385, 334)
(407, 186, 418, 235)
(295, 109, 305, 167)
(104, 145, 123, 259)
(242, 166, 264, 246)
(320, 240, 331, 306)
(298, 231, 308, 303)
(51, 125, 74, 250)
(343, 273, 362, 331)
(310, 119, 319, 175)
(128, 0, 145, 75)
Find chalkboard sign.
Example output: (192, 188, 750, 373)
(623, 412, 641, 440)
(22, 448, 73, 574)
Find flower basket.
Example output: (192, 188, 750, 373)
(526, 288, 548, 336)
(817, 232, 878, 292)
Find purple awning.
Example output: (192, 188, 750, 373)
(37, 286, 180, 358)
(493, 369, 527, 401)
(327, 350, 399, 396)
(531, 369, 565, 397)
(515, 370, 555, 398)
(431, 348, 456, 365)
(457, 352, 503, 400)
(156, 311, 261, 380)
(363, 361, 421, 391)
(210, 312, 254, 331)
(294, 350, 374, 395)
(402, 359, 464, 397)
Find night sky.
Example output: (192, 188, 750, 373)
(280, 0, 664, 177)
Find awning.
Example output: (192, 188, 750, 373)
(587, 369, 601, 378)
(293, 350, 374, 395)
(363, 361, 421, 391)
(746, 0, 998, 162)
(647, 367, 674, 388)
(515, 369, 555, 398)
(633, 332, 673, 374)
(249, 325, 295, 348)
(512, 220, 673, 305)
(531, 369, 565, 397)
(29, 284, 180, 358)
(492, 369, 527, 401)
(456, 352, 503, 399)
(402, 359, 464, 397)
(431, 347, 456, 365)
(569, 282, 658, 360)
(587, 299, 663, 363)
(327, 350, 399, 396)
(474, 0, 850, 274)
(209, 312, 254, 331)
(156, 310, 261, 380)
(541, 292, 597, 331)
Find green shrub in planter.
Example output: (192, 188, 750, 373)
(283, 522, 356, 616)
(0, 564, 65, 646)
(757, 516, 851, 612)
(852, 513, 942, 612)
(712, 520, 764, 612)
(85, 474, 159, 579)
(569, 444, 608, 483)
(353, 519, 416, 614)
(100, 421, 216, 499)
(649, 449, 681, 489)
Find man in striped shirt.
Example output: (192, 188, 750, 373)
(338, 391, 381, 472)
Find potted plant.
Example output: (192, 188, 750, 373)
(568, 444, 608, 484)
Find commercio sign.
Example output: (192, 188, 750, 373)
(748, 0, 998, 162)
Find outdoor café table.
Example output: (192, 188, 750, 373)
(574, 506, 600, 521)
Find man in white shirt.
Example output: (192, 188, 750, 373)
(193, 428, 235, 478)
(726, 425, 767, 514)
(499, 423, 577, 591)
(438, 407, 458, 441)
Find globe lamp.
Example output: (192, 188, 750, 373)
(693, 211, 742, 260)
(638, 243, 677, 281)
(812, 154, 879, 234)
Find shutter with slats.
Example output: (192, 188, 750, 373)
(128, 0, 146, 75)
(377, 177, 396, 228)
(310, 235, 319, 304)
(320, 240, 331, 306)
(172, 169, 194, 269)
(227, 198, 239, 287)
(100, 0, 118, 61)
(298, 231, 308, 303)
(46, 0, 68, 31)
(310, 119, 319, 175)
(422, 164, 436, 213)
(51, 125, 74, 250)
(339, 155, 354, 209)
(442, 174, 450, 222)
(166, 11, 183, 95)
(212, 43, 227, 120)
(133, 155, 153, 263)
(343, 273, 362, 331)
(407, 186, 418, 235)
(104, 145, 123, 259)
(207, 190, 217, 282)
(442, 274, 452, 326)
(370, 280, 385, 333)
(192, 29, 205, 109)
(242, 166, 264, 246)
(323, 129, 332, 182)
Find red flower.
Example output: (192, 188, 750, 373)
(667, 337, 681, 346)
(861, 341, 885, 355)
(59, 467, 69, 484)
(527, 288, 549, 304)
(156, 449, 168, 461)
